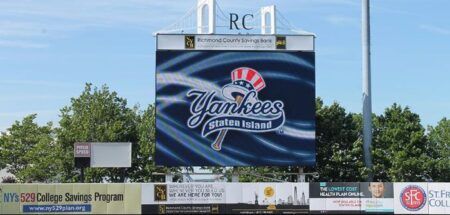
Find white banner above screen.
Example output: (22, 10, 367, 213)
(157, 34, 314, 51)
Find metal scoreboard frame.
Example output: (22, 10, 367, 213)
(155, 33, 316, 167)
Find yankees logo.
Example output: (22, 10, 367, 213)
(187, 67, 285, 151)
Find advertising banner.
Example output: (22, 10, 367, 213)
(155, 49, 316, 166)
(0, 184, 141, 214)
(89, 142, 132, 168)
(141, 183, 310, 214)
(309, 182, 363, 214)
(427, 183, 450, 214)
(157, 34, 314, 51)
(394, 183, 429, 214)
(310, 182, 395, 214)
(234, 183, 309, 214)
(360, 182, 394, 214)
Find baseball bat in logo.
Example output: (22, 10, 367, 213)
(400, 185, 427, 211)
(212, 67, 266, 151)
(187, 67, 286, 151)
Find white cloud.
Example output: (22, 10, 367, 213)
(304, 0, 358, 6)
(0, 0, 190, 28)
(325, 15, 358, 26)
(0, 40, 48, 48)
(0, 79, 78, 87)
(0, 110, 59, 132)
(419, 24, 450, 36)
(0, 0, 194, 40)
(0, 110, 58, 118)
(0, 95, 67, 102)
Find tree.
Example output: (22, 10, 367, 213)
(214, 98, 368, 182)
(372, 104, 430, 181)
(427, 118, 450, 181)
(128, 105, 180, 182)
(0, 114, 58, 182)
(56, 83, 139, 182)
(314, 98, 367, 181)
(1, 176, 17, 183)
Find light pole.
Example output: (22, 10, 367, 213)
(362, 0, 373, 181)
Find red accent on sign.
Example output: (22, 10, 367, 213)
(400, 186, 426, 211)
(246, 69, 256, 82)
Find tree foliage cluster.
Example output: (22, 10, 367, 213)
(1, 84, 167, 183)
(0, 84, 448, 183)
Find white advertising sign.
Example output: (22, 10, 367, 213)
(225, 183, 242, 204)
(394, 183, 429, 214)
(141, 183, 310, 214)
(141, 183, 226, 204)
(309, 182, 362, 213)
(167, 183, 226, 204)
(90, 142, 132, 168)
(239, 183, 309, 206)
(157, 34, 314, 51)
(427, 183, 450, 214)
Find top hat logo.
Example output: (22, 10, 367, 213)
(222, 67, 265, 102)
(211, 67, 266, 151)
(187, 67, 286, 152)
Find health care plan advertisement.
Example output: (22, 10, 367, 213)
(309, 182, 394, 214)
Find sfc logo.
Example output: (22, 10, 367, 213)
(400, 185, 427, 211)
(187, 67, 285, 151)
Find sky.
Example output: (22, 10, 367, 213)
(0, 0, 449, 132)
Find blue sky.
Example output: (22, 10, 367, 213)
(0, 0, 449, 132)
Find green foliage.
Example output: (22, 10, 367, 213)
(0, 84, 447, 183)
(127, 105, 179, 182)
(237, 166, 300, 182)
(314, 98, 367, 182)
(0, 114, 58, 182)
(372, 104, 430, 182)
(56, 83, 139, 182)
(427, 118, 450, 181)
(228, 98, 369, 182)
(1, 176, 17, 183)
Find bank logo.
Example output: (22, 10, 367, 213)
(185, 35, 195, 49)
(276, 36, 286, 49)
(154, 184, 167, 201)
(158, 205, 166, 214)
(187, 67, 285, 151)
(400, 185, 427, 211)
(211, 204, 219, 214)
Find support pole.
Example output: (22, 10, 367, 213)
(362, 0, 373, 181)
(80, 167, 85, 183)
(165, 173, 173, 183)
(297, 167, 305, 182)
(122, 168, 126, 183)
(231, 167, 239, 182)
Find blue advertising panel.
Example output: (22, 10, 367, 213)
(155, 50, 315, 166)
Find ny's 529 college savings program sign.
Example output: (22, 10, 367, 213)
(155, 34, 316, 166)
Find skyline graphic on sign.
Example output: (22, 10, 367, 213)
(155, 50, 315, 166)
